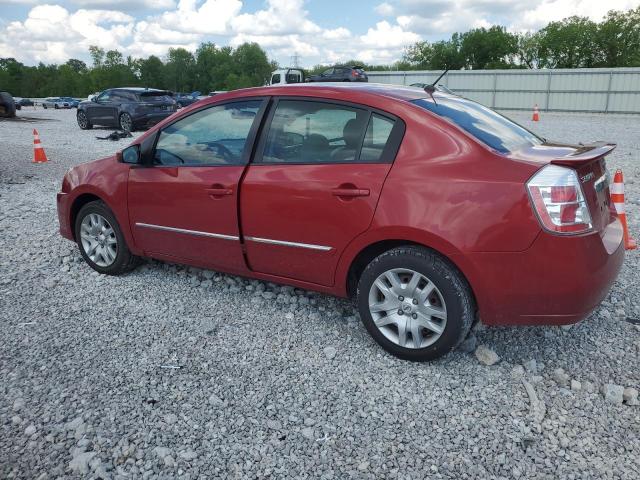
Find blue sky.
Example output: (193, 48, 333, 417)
(1, 0, 638, 67)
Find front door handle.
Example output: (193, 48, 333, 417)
(331, 187, 370, 197)
(206, 184, 233, 198)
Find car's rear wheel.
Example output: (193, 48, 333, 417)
(77, 111, 92, 130)
(75, 201, 139, 275)
(54, 104, 59, 109)
(357, 246, 475, 361)
(43, 104, 47, 109)
(119, 112, 133, 132)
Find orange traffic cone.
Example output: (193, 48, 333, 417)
(32, 129, 48, 163)
(532, 104, 540, 122)
(611, 169, 636, 250)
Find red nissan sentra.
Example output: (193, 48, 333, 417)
(57, 83, 625, 361)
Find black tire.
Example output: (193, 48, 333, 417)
(74, 201, 140, 275)
(43, 104, 47, 109)
(77, 111, 93, 130)
(54, 104, 59, 109)
(119, 112, 133, 132)
(357, 246, 475, 361)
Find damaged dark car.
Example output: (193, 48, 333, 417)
(76, 87, 178, 131)
(0, 91, 17, 118)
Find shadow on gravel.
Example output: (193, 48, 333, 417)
(0, 115, 57, 123)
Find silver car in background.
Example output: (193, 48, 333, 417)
(42, 97, 71, 109)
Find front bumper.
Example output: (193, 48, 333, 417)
(57, 192, 74, 241)
(462, 218, 625, 326)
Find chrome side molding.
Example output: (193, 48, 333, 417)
(135, 223, 239, 241)
(244, 236, 332, 251)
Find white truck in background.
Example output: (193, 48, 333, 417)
(269, 68, 304, 85)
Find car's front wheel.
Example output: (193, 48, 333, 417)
(75, 201, 139, 275)
(119, 112, 133, 132)
(54, 104, 59, 109)
(357, 246, 475, 361)
(77, 111, 92, 130)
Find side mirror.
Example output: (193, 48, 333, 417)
(91, 97, 97, 103)
(120, 145, 141, 164)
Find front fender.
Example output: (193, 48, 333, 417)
(62, 157, 138, 255)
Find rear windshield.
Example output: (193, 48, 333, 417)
(412, 96, 542, 154)
(138, 91, 173, 103)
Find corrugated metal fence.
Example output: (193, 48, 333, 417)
(367, 68, 640, 114)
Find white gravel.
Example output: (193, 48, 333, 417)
(1, 107, 639, 479)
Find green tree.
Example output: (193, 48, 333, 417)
(88, 46, 105, 68)
(165, 47, 196, 92)
(134, 55, 166, 89)
(460, 26, 518, 69)
(596, 7, 640, 67)
(536, 16, 599, 68)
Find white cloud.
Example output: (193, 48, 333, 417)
(231, 0, 321, 35)
(70, 0, 176, 9)
(361, 20, 421, 48)
(158, 0, 241, 35)
(375, 2, 394, 16)
(322, 27, 351, 40)
(1, 4, 134, 63)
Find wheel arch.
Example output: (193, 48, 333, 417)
(341, 232, 479, 313)
(70, 193, 104, 240)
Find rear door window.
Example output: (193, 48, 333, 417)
(259, 100, 368, 164)
(153, 100, 263, 166)
(271, 74, 281, 84)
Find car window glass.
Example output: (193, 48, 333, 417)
(322, 68, 333, 76)
(261, 100, 369, 164)
(97, 92, 111, 102)
(412, 97, 543, 154)
(360, 114, 395, 162)
(154, 100, 262, 166)
(272, 74, 281, 84)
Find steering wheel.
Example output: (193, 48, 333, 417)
(207, 142, 234, 162)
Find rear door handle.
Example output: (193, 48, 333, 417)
(331, 188, 370, 197)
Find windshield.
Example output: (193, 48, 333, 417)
(412, 96, 543, 154)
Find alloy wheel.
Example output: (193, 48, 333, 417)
(120, 113, 132, 132)
(79, 213, 118, 267)
(77, 112, 88, 128)
(368, 268, 447, 349)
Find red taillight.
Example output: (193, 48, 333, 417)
(527, 165, 593, 235)
(352, 71, 358, 77)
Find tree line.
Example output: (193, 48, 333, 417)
(1, 7, 638, 98)
(402, 7, 640, 70)
(0, 42, 275, 98)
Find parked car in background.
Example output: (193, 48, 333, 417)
(410, 83, 456, 95)
(0, 91, 16, 118)
(61, 97, 80, 108)
(174, 91, 201, 108)
(57, 83, 625, 361)
(76, 87, 178, 131)
(307, 65, 368, 82)
(42, 97, 71, 109)
(270, 68, 304, 85)
(14, 97, 34, 110)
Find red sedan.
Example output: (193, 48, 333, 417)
(57, 84, 625, 361)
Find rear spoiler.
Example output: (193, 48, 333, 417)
(551, 142, 616, 167)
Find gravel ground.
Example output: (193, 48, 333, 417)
(1, 107, 639, 479)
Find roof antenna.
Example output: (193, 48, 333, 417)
(424, 67, 449, 106)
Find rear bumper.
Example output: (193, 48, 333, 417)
(57, 192, 74, 241)
(461, 218, 625, 326)
(133, 111, 174, 128)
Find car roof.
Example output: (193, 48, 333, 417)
(214, 82, 431, 103)
(110, 87, 167, 93)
